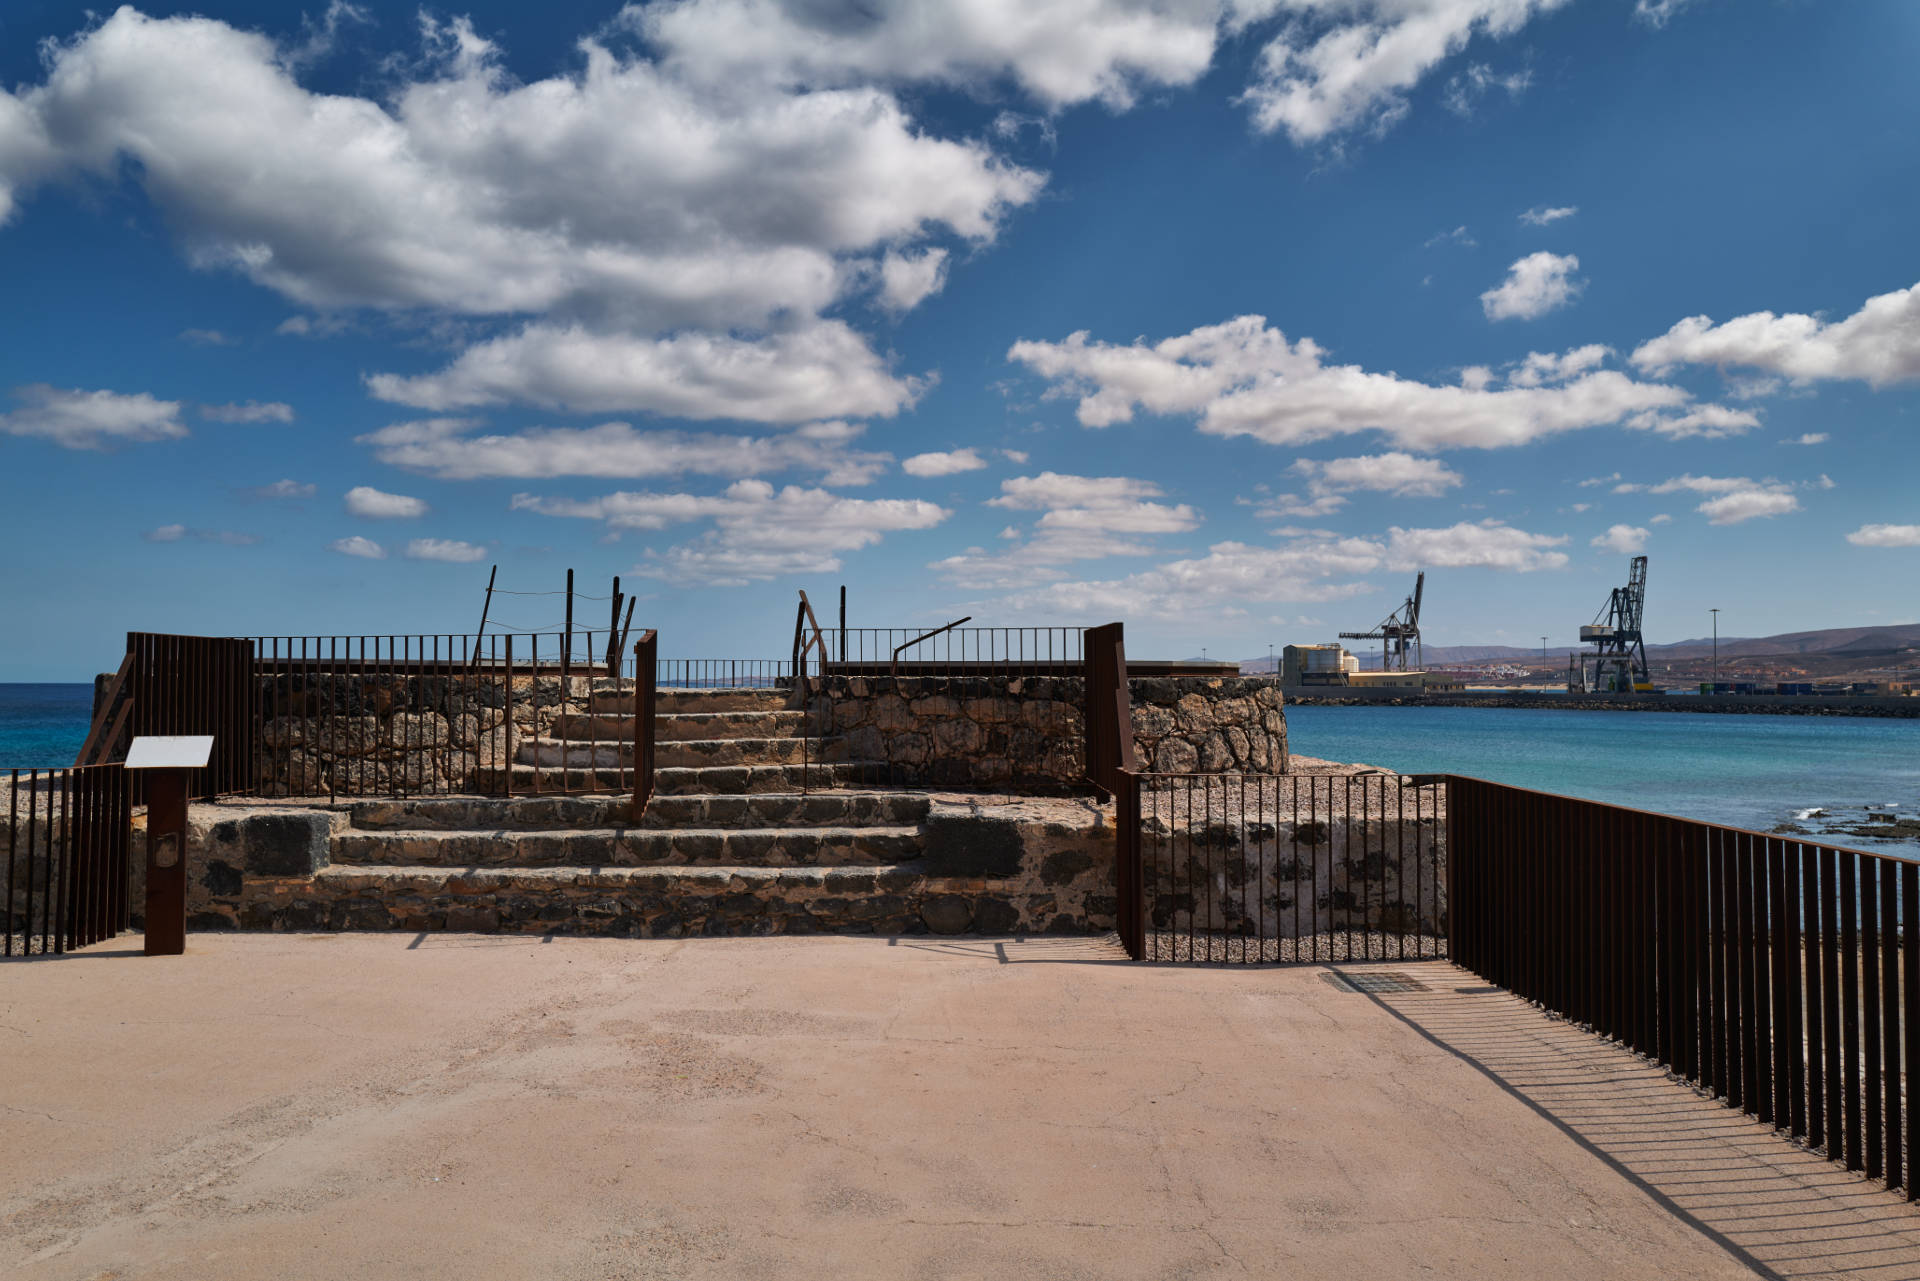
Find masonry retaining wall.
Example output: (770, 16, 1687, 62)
(816, 675, 1287, 791)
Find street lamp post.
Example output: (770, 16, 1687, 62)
(1711, 608, 1720, 687)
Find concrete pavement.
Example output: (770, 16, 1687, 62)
(5, 934, 1919, 1279)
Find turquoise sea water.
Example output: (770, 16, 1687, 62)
(2, 685, 1915, 848)
(0, 683, 92, 769)
(1286, 704, 1920, 850)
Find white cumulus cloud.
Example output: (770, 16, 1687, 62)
(513, 479, 948, 585)
(1481, 252, 1582, 321)
(359, 417, 890, 487)
(1590, 523, 1649, 554)
(1631, 278, 1920, 389)
(976, 517, 1566, 620)
(1242, 0, 1570, 145)
(0, 8, 1037, 423)
(404, 538, 489, 563)
(935, 472, 1199, 590)
(1384, 520, 1568, 571)
(0, 384, 186, 450)
(367, 322, 924, 422)
(878, 247, 951, 313)
(1644, 474, 1802, 526)
(1008, 316, 1752, 450)
(345, 486, 429, 519)
(330, 535, 386, 559)
(1519, 204, 1577, 225)
(1846, 524, 1920, 548)
(1256, 451, 1463, 518)
(902, 448, 988, 477)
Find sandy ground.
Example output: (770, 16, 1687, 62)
(6, 935, 1920, 1280)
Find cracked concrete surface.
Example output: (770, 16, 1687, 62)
(5, 937, 1919, 1278)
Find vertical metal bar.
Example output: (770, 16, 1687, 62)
(504, 635, 516, 797)
(1781, 845, 1797, 1136)
(1883, 857, 1902, 1191)
(1737, 831, 1758, 1115)
(1843, 850, 1864, 1170)
(1823, 846, 1845, 1160)
(6, 769, 17, 957)
(1905, 859, 1920, 1199)
(1753, 833, 1774, 1126)
(1804, 839, 1825, 1149)
(1709, 828, 1728, 1100)
(1866, 859, 1884, 1177)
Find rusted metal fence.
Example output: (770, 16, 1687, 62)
(127, 633, 255, 799)
(1136, 772, 1447, 963)
(657, 659, 792, 689)
(821, 625, 1085, 679)
(250, 631, 649, 800)
(1449, 775, 1920, 1199)
(4, 764, 132, 956)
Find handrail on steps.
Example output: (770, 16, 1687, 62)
(890, 616, 972, 678)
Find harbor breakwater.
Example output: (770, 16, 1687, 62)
(1280, 688, 1920, 718)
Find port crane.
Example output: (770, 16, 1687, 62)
(1578, 555, 1651, 693)
(1341, 572, 1424, 671)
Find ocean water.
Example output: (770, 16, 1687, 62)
(1, 684, 1914, 848)
(0, 683, 93, 769)
(1286, 704, 1920, 850)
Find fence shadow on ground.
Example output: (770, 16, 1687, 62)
(889, 934, 1135, 965)
(1364, 965, 1920, 1279)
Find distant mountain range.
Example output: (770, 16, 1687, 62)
(1232, 623, 1920, 673)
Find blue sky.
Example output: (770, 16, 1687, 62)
(2, 0, 1916, 680)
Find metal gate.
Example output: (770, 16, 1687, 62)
(1133, 770, 1448, 963)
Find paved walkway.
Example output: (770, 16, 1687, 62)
(5, 934, 1920, 1279)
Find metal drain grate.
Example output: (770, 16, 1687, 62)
(1324, 971, 1429, 994)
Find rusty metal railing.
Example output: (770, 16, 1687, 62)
(1449, 775, 1920, 1199)
(246, 630, 645, 800)
(4, 763, 132, 956)
(1134, 771, 1446, 964)
(823, 625, 1084, 680)
(125, 633, 255, 800)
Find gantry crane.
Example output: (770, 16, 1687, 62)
(1579, 555, 1650, 693)
(1341, 572, 1425, 671)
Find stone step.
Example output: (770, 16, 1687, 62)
(517, 736, 822, 769)
(475, 761, 887, 795)
(331, 826, 924, 868)
(299, 863, 932, 936)
(590, 688, 791, 715)
(348, 791, 929, 832)
(548, 709, 809, 743)
(655, 762, 888, 795)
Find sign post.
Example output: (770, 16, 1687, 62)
(125, 735, 213, 957)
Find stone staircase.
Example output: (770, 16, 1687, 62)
(292, 687, 946, 936)
(479, 685, 883, 795)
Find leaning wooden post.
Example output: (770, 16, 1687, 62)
(629, 631, 658, 824)
(562, 568, 575, 683)
(604, 576, 623, 676)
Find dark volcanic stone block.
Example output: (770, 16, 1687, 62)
(244, 812, 333, 877)
(918, 813, 1023, 878)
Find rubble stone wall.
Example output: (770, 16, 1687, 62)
(815, 675, 1288, 791)
(252, 672, 600, 796)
